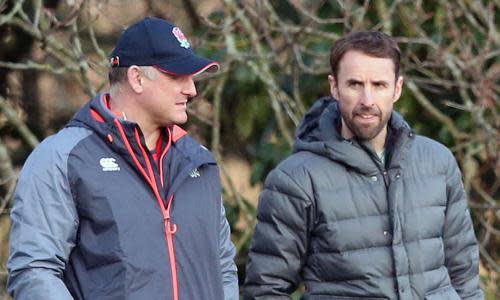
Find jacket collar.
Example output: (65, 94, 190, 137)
(294, 97, 414, 175)
(67, 94, 215, 185)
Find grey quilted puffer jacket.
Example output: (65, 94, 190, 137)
(244, 97, 483, 300)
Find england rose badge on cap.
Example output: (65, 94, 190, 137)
(110, 17, 219, 76)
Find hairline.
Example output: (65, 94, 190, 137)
(109, 66, 159, 93)
(335, 49, 400, 82)
(330, 31, 401, 81)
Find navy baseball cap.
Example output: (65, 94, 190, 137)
(110, 17, 219, 76)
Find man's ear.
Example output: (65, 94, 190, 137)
(393, 75, 404, 103)
(127, 66, 144, 93)
(328, 75, 339, 99)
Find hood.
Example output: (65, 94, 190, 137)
(293, 96, 412, 175)
(66, 94, 214, 198)
(68, 93, 138, 142)
(68, 93, 188, 146)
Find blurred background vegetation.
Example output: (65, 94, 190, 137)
(0, 0, 498, 299)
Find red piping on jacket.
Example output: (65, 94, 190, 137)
(172, 125, 187, 142)
(134, 128, 157, 186)
(114, 119, 153, 186)
(90, 109, 105, 123)
(114, 120, 179, 300)
(159, 128, 173, 188)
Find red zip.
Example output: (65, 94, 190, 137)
(114, 120, 152, 186)
(115, 120, 179, 300)
(164, 195, 179, 300)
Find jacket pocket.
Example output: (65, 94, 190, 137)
(425, 285, 461, 300)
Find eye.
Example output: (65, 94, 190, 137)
(164, 73, 186, 82)
(169, 75, 183, 81)
(348, 81, 362, 87)
(373, 82, 388, 88)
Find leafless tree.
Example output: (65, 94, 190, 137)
(0, 0, 498, 297)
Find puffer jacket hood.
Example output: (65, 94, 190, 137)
(294, 96, 412, 175)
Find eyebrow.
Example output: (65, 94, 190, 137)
(345, 79, 389, 85)
(346, 79, 363, 84)
(372, 80, 389, 85)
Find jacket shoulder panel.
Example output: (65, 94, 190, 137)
(408, 135, 458, 176)
(24, 126, 93, 170)
(173, 134, 216, 164)
(413, 135, 454, 159)
(7, 126, 93, 298)
(14, 126, 94, 204)
(268, 151, 327, 201)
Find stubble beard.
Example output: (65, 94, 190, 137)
(341, 104, 391, 141)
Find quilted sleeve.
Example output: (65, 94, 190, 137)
(443, 153, 484, 300)
(244, 167, 313, 300)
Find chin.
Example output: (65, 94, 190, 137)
(175, 117, 188, 125)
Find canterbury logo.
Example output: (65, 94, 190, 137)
(100, 158, 120, 172)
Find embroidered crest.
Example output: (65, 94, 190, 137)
(110, 56, 120, 67)
(189, 168, 201, 178)
(172, 27, 191, 49)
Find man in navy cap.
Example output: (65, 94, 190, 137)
(7, 17, 238, 300)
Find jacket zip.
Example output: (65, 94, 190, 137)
(115, 120, 179, 300)
(163, 195, 178, 300)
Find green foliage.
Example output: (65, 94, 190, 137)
(0, 0, 497, 297)
(251, 140, 292, 185)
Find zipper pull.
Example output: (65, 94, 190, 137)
(164, 213, 177, 234)
(168, 223, 178, 234)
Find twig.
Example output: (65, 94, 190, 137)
(0, 60, 77, 74)
(288, 1, 345, 24)
(0, 0, 24, 26)
(405, 80, 469, 140)
(0, 96, 39, 149)
(71, 22, 96, 97)
(211, 66, 229, 154)
(0, 137, 17, 210)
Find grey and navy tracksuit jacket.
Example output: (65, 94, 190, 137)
(8, 94, 238, 300)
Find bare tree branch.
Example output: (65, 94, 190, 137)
(0, 96, 39, 149)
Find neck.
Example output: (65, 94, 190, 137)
(142, 128, 161, 151)
(340, 120, 387, 153)
(369, 127, 387, 154)
(108, 91, 161, 150)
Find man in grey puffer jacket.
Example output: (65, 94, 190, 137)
(244, 31, 483, 299)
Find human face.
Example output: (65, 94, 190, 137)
(141, 68, 197, 127)
(329, 50, 403, 151)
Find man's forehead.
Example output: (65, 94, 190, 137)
(338, 50, 397, 79)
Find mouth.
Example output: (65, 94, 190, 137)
(354, 113, 379, 124)
(358, 113, 377, 119)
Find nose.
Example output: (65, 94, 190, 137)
(183, 76, 197, 98)
(360, 86, 375, 106)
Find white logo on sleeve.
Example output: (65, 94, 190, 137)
(100, 158, 120, 172)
